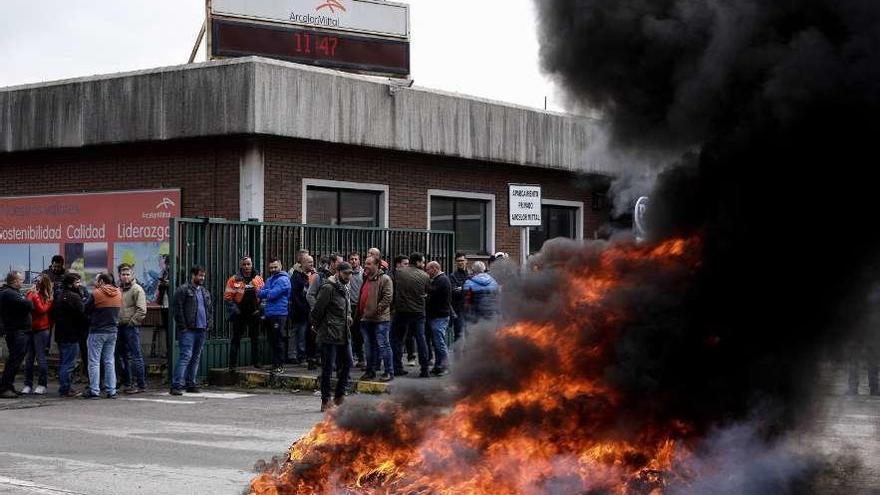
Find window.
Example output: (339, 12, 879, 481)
(529, 204, 581, 254)
(429, 193, 494, 255)
(305, 187, 382, 227)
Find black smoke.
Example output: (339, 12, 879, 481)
(535, 0, 880, 456)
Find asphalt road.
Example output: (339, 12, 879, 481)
(0, 387, 324, 495)
(0, 370, 877, 494)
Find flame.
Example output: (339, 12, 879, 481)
(249, 238, 701, 494)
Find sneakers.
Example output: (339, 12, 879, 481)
(0, 389, 18, 399)
(430, 368, 449, 377)
(359, 372, 377, 381)
(271, 367, 284, 374)
(169, 388, 184, 396)
(395, 369, 409, 376)
(378, 373, 394, 382)
(185, 386, 202, 394)
(125, 387, 146, 394)
(81, 391, 101, 400)
(320, 399, 332, 412)
(34, 385, 47, 395)
(418, 370, 430, 378)
(406, 359, 417, 367)
(21, 386, 33, 395)
(105, 393, 118, 399)
(62, 390, 82, 398)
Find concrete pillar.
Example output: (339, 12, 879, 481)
(240, 139, 265, 221)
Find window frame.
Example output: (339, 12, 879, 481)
(427, 189, 496, 255)
(541, 198, 585, 239)
(302, 178, 389, 228)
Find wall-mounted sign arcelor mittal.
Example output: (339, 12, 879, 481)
(210, 0, 410, 39)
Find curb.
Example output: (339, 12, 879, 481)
(207, 368, 389, 394)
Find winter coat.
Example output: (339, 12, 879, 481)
(289, 268, 311, 323)
(119, 281, 147, 327)
(464, 273, 500, 320)
(0, 284, 33, 334)
(258, 272, 291, 317)
(393, 266, 431, 314)
(348, 268, 364, 307)
(427, 273, 453, 319)
(310, 276, 351, 345)
(358, 273, 393, 322)
(449, 269, 470, 314)
(223, 271, 264, 321)
(172, 283, 214, 331)
(52, 287, 89, 344)
(86, 285, 122, 333)
(26, 291, 53, 331)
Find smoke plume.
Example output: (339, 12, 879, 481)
(536, 0, 880, 428)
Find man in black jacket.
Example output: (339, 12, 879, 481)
(448, 253, 470, 359)
(0, 271, 33, 398)
(425, 262, 452, 376)
(52, 273, 89, 397)
(311, 262, 353, 412)
(170, 266, 213, 396)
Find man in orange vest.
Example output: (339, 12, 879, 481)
(224, 256, 265, 371)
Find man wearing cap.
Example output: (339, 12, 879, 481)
(310, 261, 354, 412)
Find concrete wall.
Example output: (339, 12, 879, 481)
(0, 57, 607, 174)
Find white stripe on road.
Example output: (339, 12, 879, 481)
(0, 476, 89, 495)
(156, 392, 255, 399)
(122, 398, 199, 405)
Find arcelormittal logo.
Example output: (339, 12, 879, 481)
(156, 197, 176, 210)
(315, 0, 346, 14)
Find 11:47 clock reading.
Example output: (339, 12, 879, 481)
(294, 33, 338, 57)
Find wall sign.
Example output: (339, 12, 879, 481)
(509, 184, 542, 227)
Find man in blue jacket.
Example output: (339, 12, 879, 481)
(259, 258, 291, 374)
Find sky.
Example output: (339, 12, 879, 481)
(0, 0, 566, 112)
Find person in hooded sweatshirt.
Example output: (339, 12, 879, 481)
(52, 273, 89, 397)
(463, 261, 500, 324)
(84, 273, 123, 399)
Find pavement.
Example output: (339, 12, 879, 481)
(0, 365, 876, 494)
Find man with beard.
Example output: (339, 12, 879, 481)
(311, 262, 354, 412)
(347, 252, 365, 368)
(358, 255, 394, 382)
(117, 264, 147, 394)
(289, 255, 314, 366)
(170, 266, 213, 396)
(258, 258, 291, 374)
(225, 256, 265, 371)
(449, 253, 470, 359)
(425, 261, 452, 376)
(391, 253, 431, 378)
(0, 272, 33, 399)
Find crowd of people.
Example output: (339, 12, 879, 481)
(0, 249, 503, 410)
(223, 248, 503, 411)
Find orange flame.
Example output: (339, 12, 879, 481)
(249, 238, 701, 494)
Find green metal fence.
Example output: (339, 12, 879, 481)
(167, 218, 455, 379)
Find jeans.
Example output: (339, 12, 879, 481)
(391, 312, 428, 373)
(320, 343, 351, 401)
(114, 329, 129, 387)
(361, 321, 392, 375)
(351, 316, 364, 362)
(229, 315, 262, 368)
(119, 326, 146, 389)
(88, 332, 118, 396)
(173, 329, 206, 390)
(0, 330, 29, 392)
(290, 320, 308, 361)
(428, 317, 450, 370)
(58, 342, 80, 395)
(451, 314, 466, 360)
(266, 316, 287, 368)
(24, 329, 50, 388)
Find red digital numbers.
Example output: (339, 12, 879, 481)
(293, 33, 338, 57)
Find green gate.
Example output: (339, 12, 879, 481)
(166, 218, 455, 379)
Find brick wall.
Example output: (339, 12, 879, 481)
(0, 139, 242, 219)
(263, 137, 610, 260)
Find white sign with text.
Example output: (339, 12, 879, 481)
(211, 0, 410, 39)
(509, 184, 542, 227)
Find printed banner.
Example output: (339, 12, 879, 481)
(0, 189, 180, 304)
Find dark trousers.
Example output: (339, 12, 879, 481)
(1, 331, 29, 392)
(151, 308, 168, 357)
(78, 334, 89, 378)
(451, 314, 466, 360)
(229, 315, 262, 368)
(115, 330, 129, 387)
(391, 312, 428, 374)
(266, 316, 287, 368)
(320, 343, 351, 401)
(350, 316, 364, 362)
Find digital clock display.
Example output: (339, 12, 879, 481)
(211, 18, 410, 77)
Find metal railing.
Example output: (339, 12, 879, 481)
(167, 218, 455, 377)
